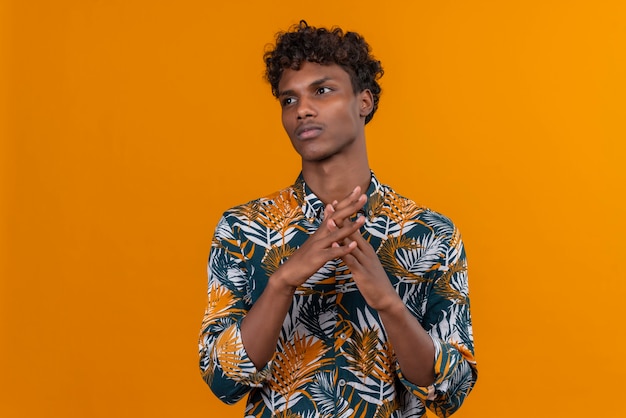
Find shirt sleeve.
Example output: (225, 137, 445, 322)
(397, 223, 478, 417)
(198, 215, 272, 404)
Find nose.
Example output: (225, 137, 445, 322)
(296, 96, 316, 119)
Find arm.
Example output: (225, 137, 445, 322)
(199, 188, 369, 404)
(337, 227, 436, 386)
(336, 214, 477, 416)
(198, 216, 259, 404)
(417, 232, 477, 417)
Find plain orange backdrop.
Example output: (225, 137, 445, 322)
(2, 1, 625, 417)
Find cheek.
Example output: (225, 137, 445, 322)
(281, 113, 299, 144)
(281, 112, 290, 131)
(281, 106, 296, 122)
(333, 99, 360, 124)
(337, 108, 360, 129)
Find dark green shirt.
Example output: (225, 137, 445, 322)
(200, 172, 477, 417)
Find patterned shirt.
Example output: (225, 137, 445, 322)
(199, 172, 477, 417)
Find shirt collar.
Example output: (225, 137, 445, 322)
(293, 171, 384, 223)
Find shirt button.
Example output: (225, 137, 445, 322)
(338, 379, 346, 386)
(339, 333, 347, 340)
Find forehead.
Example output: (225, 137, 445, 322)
(278, 61, 352, 92)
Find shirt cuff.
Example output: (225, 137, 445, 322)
(396, 336, 473, 401)
(212, 322, 273, 387)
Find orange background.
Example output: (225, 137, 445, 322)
(2, 1, 625, 417)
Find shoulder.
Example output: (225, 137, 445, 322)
(212, 184, 304, 250)
(220, 185, 298, 222)
(377, 181, 458, 238)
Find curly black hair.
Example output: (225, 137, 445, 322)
(264, 21, 384, 124)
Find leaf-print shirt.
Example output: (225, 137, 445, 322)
(199, 172, 477, 418)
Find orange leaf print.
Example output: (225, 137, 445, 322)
(270, 333, 332, 397)
(200, 282, 244, 330)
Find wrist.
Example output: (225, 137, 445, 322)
(375, 294, 405, 317)
(268, 270, 298, 297)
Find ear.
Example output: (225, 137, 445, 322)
(358, 89, 374, 118)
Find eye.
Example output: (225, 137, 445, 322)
(316, 87, 332, 95)
(281, 97, 296, 107)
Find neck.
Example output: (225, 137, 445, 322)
(301, 156, 371, 205)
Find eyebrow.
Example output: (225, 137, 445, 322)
(278, 76, 333, 97)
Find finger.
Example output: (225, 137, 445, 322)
(323, 202, 335, 218)
(332, 195, 367, 228)
(326, 240, 358, 259)
(340, 235, 364, 257)
(327, 218, 341, 247)
(324, 204, 338, 233)
(340, 249, 366, 276)
(333, 186, 365, 212)
(341, 229, 372, 262)
(326, 216, 365, 245)
(341, 251, 358, 268)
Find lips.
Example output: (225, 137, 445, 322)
(295, 123, 323, 140)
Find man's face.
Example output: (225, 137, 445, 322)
(277, 61, 372, 163)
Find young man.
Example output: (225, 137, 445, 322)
(199, 21, 477, 417)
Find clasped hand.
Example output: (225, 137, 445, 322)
(273, 186, 399, 312)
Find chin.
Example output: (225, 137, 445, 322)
(294, 146, 331, 162)
(301, 153, 336, 163)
